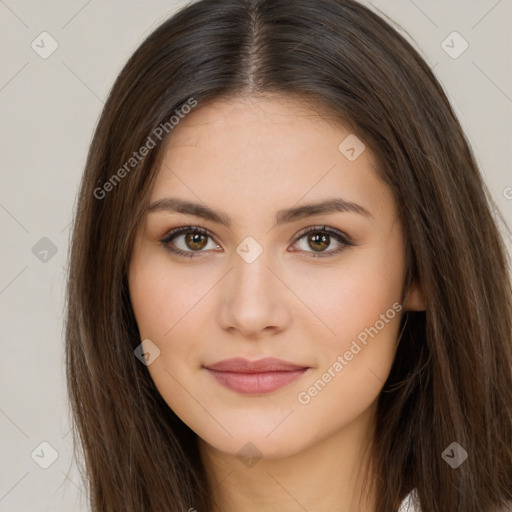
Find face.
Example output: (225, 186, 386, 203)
(128, 94, 424, 460)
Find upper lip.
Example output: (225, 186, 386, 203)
(204, 357, 309, 373)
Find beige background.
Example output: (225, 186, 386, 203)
(0, 1, 511, 510)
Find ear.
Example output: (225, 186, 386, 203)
(403, 279, 427, 311)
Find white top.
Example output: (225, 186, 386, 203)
(398, 490, 420, 512)
(397, 491, 512, 512)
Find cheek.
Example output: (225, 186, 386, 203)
(304, 275, 401, 384)
(128, 249, 206, 417)
(293, 238, 405, 400)
(129, 262, 169, 340)
(337, 232, 405, 335)
(128, 248, 212, 340)
(293, 247, 404, 348)
(292, 280, 402, 427)
(128, 248, 223, 404)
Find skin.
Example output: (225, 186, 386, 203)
(128, 94, 426, 512)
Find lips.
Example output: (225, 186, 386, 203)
(204, 357, 308, 372)
(203, 357, 310, 394)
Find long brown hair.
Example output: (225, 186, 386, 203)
(65, 0, 512, 510)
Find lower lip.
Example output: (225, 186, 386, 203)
(205, 368, 309, 394)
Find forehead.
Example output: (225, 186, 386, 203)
(166, 94, 356, 150)
(149, 94, 392, 223)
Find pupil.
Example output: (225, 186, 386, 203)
(186, 233, 206, 250)
(309, 233, 329, 251)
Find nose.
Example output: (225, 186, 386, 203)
(216, 248, 292, 339)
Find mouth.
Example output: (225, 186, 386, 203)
(203, 357, 311, 394)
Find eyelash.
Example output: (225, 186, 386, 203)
(159, 225, 354, 259)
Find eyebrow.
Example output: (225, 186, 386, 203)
(147, 197, 373, 227)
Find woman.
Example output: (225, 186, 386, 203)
(65, 0, 512, 510)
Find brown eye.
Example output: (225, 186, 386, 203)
(307, 232, 330, 252)
(184, 232, 208, 251)
(292, 225, 353, 258)
(160, 226, 220, 258)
